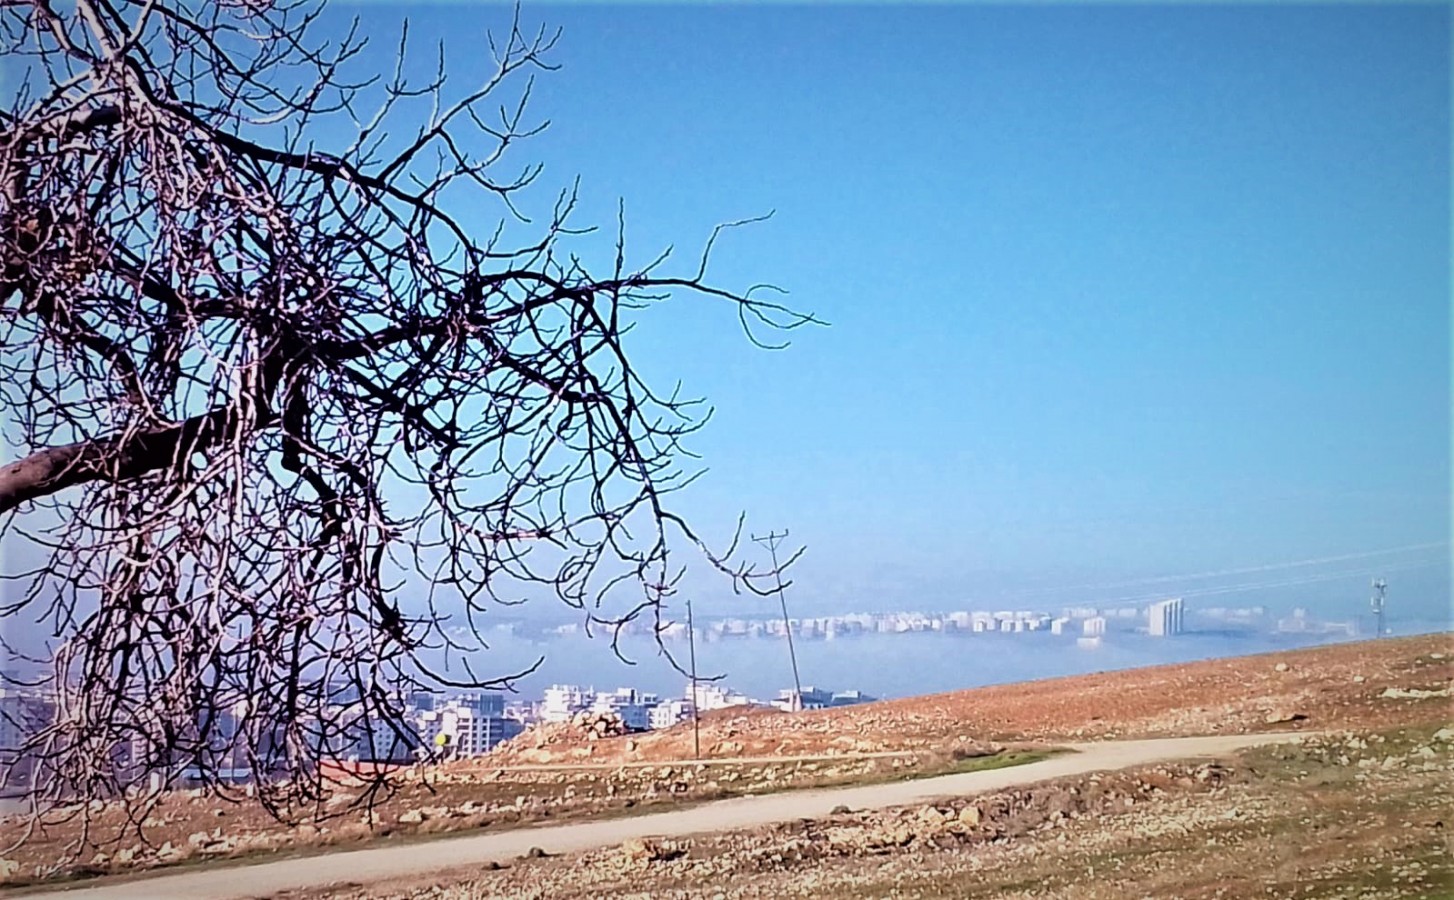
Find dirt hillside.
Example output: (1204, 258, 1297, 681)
(1, 633, 1448, 889)
(483, 633, 1453, 765)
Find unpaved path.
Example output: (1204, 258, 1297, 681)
(466, 750, 918, 772)
(25, 733, 1306, 900)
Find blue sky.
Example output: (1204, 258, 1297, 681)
(339, 3, 1450, 620)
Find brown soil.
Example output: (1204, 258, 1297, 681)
(1, 633, 1448, 889)
(347, 721, 1454, 900)
(485, 633, 1454, 765)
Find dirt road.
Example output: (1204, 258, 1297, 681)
(26, 734, 1306, 900)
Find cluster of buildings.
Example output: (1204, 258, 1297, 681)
(399, 691, 525, 758)
(532, 681, 875, 731)
(0, 673, 876, 791)
(1275, 608, 1358, 637)
(538, 685, 683, 731)
(328, 678, 878, 765)
(546, 600, 1199, 645)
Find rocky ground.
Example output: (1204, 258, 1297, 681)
(484, 633, 1454, 768)
(1, 633, 1448, 891)
(0, 744, 997, 886)
(330, 722, 1454, 900)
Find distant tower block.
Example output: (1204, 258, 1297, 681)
(1370, 579, 1387, 637)
(1147, 598, 1185, 637)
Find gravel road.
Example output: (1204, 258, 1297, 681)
(25, 733, 1305, 900)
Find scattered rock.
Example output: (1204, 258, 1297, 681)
(571, 710, 631, 739)
(620, 837, 680, 863)
(523, 846, 548, 859)
(1380, 687, 1452, 700)
(1264, 710, 1308, 724)
(1274, 663, 1290, 673)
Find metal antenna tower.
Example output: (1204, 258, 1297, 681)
(753, 529, 803, 711)
(1370, 578, 1387, 638)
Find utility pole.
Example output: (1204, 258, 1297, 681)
(685, 595, 701, 759)
(1370, 578, 1387, 638)
(753, 529, 803, 711)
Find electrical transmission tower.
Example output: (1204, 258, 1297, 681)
(753, 529, 804, 711)
(1370, 578, 1387, 638)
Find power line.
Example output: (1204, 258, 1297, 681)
(1088, 558, 1438, 607)
(982, 541, 1449, 605)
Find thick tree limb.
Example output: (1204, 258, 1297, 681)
(0, 405, 253, 514)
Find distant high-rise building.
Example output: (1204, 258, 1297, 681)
(0, 688, 51, 752)
(590, 688, 660, 731)
(1082, 617, 1107, 637)
(415, 697, 522, 758)
(1147, 598, 1185, 637)
(689, 683, 753, 712)
(650, 699, 695, 731)
(540, 684, 594, 723)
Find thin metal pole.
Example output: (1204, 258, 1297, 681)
(686, 596, 700, 759)
(753, 530, 803, 711)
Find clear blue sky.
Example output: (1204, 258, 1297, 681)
(343, 3, 1450, 620)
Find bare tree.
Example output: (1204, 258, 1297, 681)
(0, 0, 813, 837)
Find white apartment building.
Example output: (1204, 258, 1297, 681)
(657, 621, 689, 640)
(1147, 598, 1185, 637)
(649, 699, 694, 731)
(689, 682, 753, 712)
(1082, 616, 1108, 637)
(416, 701, 522, 757)
(540, 684, 594, 723)
(590, 688, 660, 731)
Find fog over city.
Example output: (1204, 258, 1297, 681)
(418, 541, 1449, 703)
